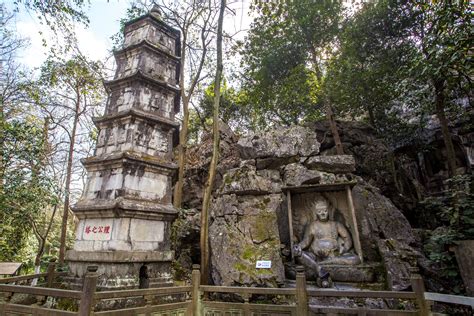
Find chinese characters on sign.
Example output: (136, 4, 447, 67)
(82, 220, 113, 241)
(84, 225, 111, 234)
(256, 260, 272, 269)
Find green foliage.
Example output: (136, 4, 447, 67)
(422, 175, 474, 285)
(14, 0, 89, 26)
(55, 297, 79, 312)
(199, 80, 255, 132)
(238, 0, 343, 128)
(39, 55, 104, 96)
(409, 1, 472, 87)
(14, 0, 90, 56)
(324, 0, 414, 135)
(187, 108, 208, 144)
(324, 0, 471, 145)
(0, 118, 58, 262)
(395, 1, 472, 126)
(422, 175, 474, 239)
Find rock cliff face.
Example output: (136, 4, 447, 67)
(308, 119, 474, 227)
(177, 124, 423, 290)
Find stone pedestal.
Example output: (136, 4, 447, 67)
(66, 7, 181, 289)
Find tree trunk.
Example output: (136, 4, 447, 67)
(30, 264, 41, 286)
(0, 100, 4, 195)
(173, 26, 188, 209)
(174, 96, 189, 208)
(367, 106, 376, 131)
(172, 8, 211, 208)
(200, 0, 225, 285)
(326, 105, 344, 155)
(58, 95, 80, 264)
(31, 120, 51, 285)
(433, 78, 457, 177)
(31, 247, 43, 286)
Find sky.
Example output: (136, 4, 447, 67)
(7, 0, 127, 69)
(5, 0, 252, 73)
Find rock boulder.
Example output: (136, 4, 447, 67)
(237, 125, 320, 159)
(352, 180, 418, 290)
(305, 155, 356, 173)
(209, 194, 285, 286)
(180, 124, 424, 291)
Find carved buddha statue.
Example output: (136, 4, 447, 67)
(293, 197, 360, 281)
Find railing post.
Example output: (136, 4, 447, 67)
(296, 265, 308, 316)
(190, 264, 201, 316)
(410, 267, 429, 316)
(1, 291, 13, 314)
(46, 260, 57, 288)
(357, 302, 367, 316)
(78, 265, 98, 316)
(242, 293, 251, 316)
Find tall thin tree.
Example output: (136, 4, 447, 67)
(35, 57, 104, 264)
(153, 0, 219, 208)
(200, 0, 225, 285)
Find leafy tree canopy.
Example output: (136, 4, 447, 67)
(0, 118, 58, 262)
(237, 0, 344, 128)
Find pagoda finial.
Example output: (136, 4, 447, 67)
(150, 4, 162, 18)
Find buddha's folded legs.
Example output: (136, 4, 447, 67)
(295, 251, 320, 277)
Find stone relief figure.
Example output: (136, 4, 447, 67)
(293, 196, 360, 285)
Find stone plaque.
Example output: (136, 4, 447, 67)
(129, 218, 164, 242)
(82, 219, 113, 241)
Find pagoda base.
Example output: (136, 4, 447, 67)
(65, 250, 174, 290)
(285, 262, 384, 284)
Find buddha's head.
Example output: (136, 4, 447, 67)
(313, 199, 329, 222)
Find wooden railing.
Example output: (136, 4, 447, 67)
(1, 263, 473, 315)
(196, 265, 425, 316)
(424, 292, 474, 314)
(0, 262, 67, 287)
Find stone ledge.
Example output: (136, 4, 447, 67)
(319, 263, 381, 283)
(305, 155, 356, 173)
(124, 14, 180, 42)
(285, 263, 382, 283)
(73, 198, 178, 221)
(82, 151, 177, 171)
(115, 39, 180, 62)
(93, 107, 180, 130)
(66, 250, 174, 263)
(281, 181, 357, 193)
(104, 70, 180, 94)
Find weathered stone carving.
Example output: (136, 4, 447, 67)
(66, 7, 181, 290)
(293, 196, 360, 284)
(181, 124, 423, 291)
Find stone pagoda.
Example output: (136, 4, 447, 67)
(66, 7, 181, 289)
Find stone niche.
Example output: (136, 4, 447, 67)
(289, 187, 361, 256)
(282, 183, 381, 284)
